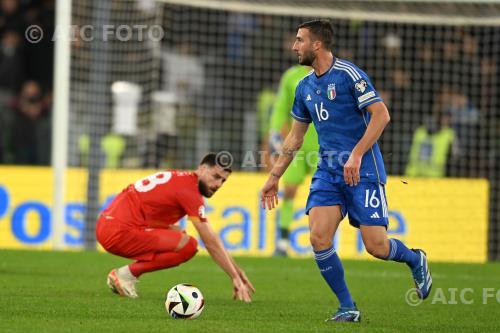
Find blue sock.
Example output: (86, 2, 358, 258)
(387, 239, 420, 268)
(314, 246, 354, 308)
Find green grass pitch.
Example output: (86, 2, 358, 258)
(0, 250, 499, 333)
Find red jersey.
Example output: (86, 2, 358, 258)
(103, 171, 207, 228)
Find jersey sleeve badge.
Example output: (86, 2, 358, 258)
(354, 79, 367, 93)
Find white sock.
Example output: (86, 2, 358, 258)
(117, 265, 136, 279)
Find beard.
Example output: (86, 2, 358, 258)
(298, 50, 315, 66)
(198, 180, 213, 198)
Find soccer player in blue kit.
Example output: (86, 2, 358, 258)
(261, 19, 432, 322)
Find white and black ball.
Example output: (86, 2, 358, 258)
(165, 283, 205, 319)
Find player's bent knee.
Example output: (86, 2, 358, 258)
(180, 236, 198, 259)
(309, 233, 332, 251)
(175, 233, 190, 251)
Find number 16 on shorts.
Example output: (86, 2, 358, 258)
(343, 183, 389, 228)
(364, 184, 388, 218)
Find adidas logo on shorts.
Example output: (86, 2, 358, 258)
(370, 212, 380, 219)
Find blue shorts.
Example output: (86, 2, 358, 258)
(305, 170, 389, 228)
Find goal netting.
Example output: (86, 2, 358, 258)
(68, 0, 500, 259)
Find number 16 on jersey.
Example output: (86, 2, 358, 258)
(314, 102, 329, 121)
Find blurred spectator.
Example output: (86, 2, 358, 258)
(157, 42, 205, 167)
(437, 88, 479, 146)
(0, 30, 24, 93)
(23, 0, 54, 90)
(0, 30, 24, 159)
(3, 80, 51, 165)
(405, 114, 456, 178)
(382, 32, 402, 60)
(162, 42, 204, 103)
(412, 42, 438, 113)
(459, 30, 482, 108)
(226, 12, 256, 61)
(0, 0, 23, 35)
(480, 56, 497, 109)
(436, 87, 480, 176)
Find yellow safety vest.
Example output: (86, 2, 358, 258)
(405, 126, 455, 177)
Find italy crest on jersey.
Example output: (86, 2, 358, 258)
(327, 83, 336, 100)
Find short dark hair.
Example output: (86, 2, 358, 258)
(200, 152, 233, 172)
(297, 19, 334, 50)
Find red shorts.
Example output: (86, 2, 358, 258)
(96, 216, 183, 261)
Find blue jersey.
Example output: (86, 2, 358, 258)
(290, 58, 387, 184)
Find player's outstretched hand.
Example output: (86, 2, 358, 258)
(261, 176, 279, 210)
(238, 269, 256, 294)
(344, 152, 362, 186)
(232, 277, 253, 303)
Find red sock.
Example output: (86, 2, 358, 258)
(129, 237, 198, 277)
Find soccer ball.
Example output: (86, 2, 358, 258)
(165, 283, 205, 319)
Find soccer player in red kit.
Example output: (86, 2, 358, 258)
(96, 153, 255, 302)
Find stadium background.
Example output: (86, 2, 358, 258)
(0, 0, 498, 262)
